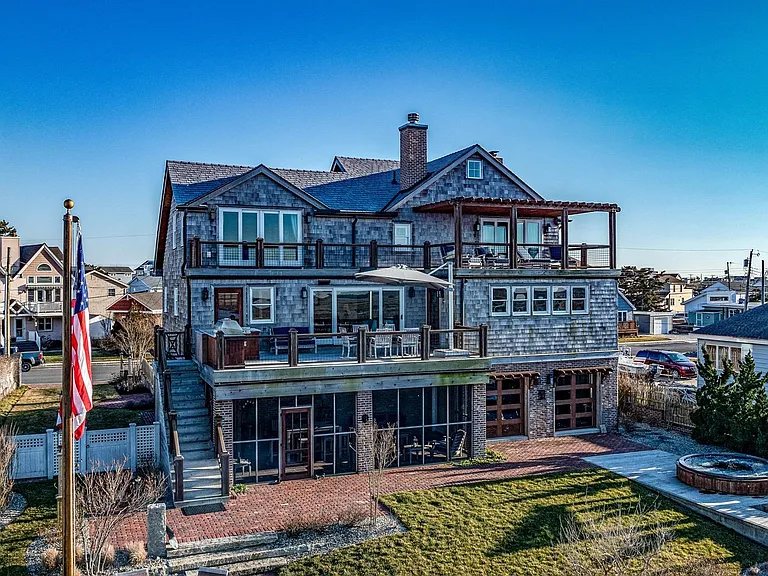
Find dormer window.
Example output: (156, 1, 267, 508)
(467, 160, 483, 179)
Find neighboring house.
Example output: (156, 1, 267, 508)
(86, 269, 128, 317)
(134, 259, 155, 277)
(154, 113, 622, 504)
(657, 273, 693, 314)
(617, 290, 637, 338)
(683, 282, 742, 327)
(634, 311, 674, 335)
(106, 291, 163, 324)
(0, 236, 64, 345)
(98, 265, 134, 285)
(695, 304, 768, 388)
(128, 275, 163, 294)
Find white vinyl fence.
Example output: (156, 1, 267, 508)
(11, 422, 160, 480)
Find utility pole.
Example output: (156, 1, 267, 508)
(726, 262, 731, 290)
(744, 250, 754, 312)
(60, 199, 76, 576)
(3, 247, 9, 356)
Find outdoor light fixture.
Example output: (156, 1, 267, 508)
(474, 218, 481, 234)
(201, 287, 209, 302)
(300, 287, 308, 299)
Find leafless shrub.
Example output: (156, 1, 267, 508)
(0, 423, 17, 510)
(41, 547, 60, 571)
(283, 509, 336, 537)
(560, 498, 673, 576)
(335, 506, 368, 527)
(125, 541, 147, 566)
(108, 310, 156, 391)
(358, 421, 397, 527)
(75, 460, 165, 576)
(101, 543, 115, 567)
(75, 545, 84, 566)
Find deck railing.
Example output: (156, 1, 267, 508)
(198, 325, 488, 370)
(189, 237, 614, 271)
(154, 327, 184, 501)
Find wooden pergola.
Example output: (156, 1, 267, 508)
(414, 197, 621, 269)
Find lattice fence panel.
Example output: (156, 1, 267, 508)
(136, 424, 157, 468)
(11, 433, 47, 479)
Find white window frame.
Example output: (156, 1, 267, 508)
(172, 212, 177, 250)
(571, 286, 589, 314)
(552, 286, 570, 315)
(532, 286, 551, 316)
(393, 222, 412, 248)
(38, 317, 53, 332)
(164, 292, 167, 313)
(467, 159, 483, 179)
(173, 287, 178, 317)
(218, 207, 303, 264)
(617, 311, 629, 322)
(489, 286, 510, 317)
(308, 286, 405, 334)
(27, 277, 34, 284)
(249, 286, 275, 325)
(511, 286, 531, 316)
(37, 263, 52, 272)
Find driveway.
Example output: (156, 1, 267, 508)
(21, 361, 122, 387)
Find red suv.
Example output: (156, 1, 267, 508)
(635, 350, 697, 378)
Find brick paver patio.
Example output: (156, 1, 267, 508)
(111, 434, 648, 547)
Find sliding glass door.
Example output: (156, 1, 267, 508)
(310, 287, 404, 335)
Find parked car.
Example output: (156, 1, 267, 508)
(635, 349, 697, 378)
(0, 341, 45, 372)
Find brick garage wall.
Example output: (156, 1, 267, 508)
(491, 356, 619, 439)
(355, 391, 373, 473)
(212, 399, 234, 486)
(471, 382, 486, 458)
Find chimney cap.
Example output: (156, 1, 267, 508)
(407, 112, 420, 124)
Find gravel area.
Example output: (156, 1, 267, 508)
(0, 492, 27, 531)
(25, 535, 50, 576)
(619, 421, 731, 456)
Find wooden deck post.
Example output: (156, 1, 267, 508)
(561, 208, 569, 269)
(357, 327, 367, 363)
(510, 207, 518, 268)
(370, 241, 378, 268)
(288, 329, 299, 367)
(423, 241, 431, 270)
(453, 202, 463, 268)
(255, 238, 264, 268)
(420, 325, 430, 360)
(315, 238, 324, 269)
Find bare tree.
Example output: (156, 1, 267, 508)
(358, 421, 397, 527)
(76, 460, 165, 576)
(0, 424, 16, 511)
(560, 498, 673, 576)
(109, 309, 156, 389)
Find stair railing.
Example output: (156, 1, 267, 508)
(214, 414, 230, 497)
(156, 327, 184, 502)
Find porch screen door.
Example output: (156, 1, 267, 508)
(281, 407, 312, 480)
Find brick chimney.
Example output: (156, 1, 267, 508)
(399, 112, 428, 191)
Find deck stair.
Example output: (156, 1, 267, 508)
(166, 360, 228, 508)
(166, 532, 308, 575)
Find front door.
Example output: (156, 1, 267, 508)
(280, 408, 312, 480)
(486, 377, 525, 438)
(214, 288, 243, 325)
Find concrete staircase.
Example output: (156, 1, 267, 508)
(167, 360, 228, 508)
(166, 533, 309, 575)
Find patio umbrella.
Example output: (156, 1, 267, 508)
(354, 265, 450, 290)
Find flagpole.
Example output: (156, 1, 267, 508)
(61, 199, 76, 576)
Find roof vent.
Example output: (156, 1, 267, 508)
(407, 112, 420, 124)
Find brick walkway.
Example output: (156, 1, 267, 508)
(111, 434, 648, 547)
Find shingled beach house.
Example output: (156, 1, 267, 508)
(153, 113, 621, 507)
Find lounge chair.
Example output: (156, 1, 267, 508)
(428, 429, 467, 460)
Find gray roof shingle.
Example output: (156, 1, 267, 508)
(166, 146, 476, 212)
(332, 156, 400, 176)
(695, 304, 768, 340)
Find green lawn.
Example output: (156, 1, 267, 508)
(0, 384, 145, 434)
(0, 481, 57, 576)
(43, 349, 125, 363)
(280, 469, 766, 576)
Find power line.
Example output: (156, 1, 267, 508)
(619, 247, 756, 252)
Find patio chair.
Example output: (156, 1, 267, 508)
(516, 246, 552, 269)
(398, 330, 420, 357)
(439, 244, 456, 263)
(428, 429, 467, 460)
(340, 327, 356, 359)
(369, 328, 393, 358)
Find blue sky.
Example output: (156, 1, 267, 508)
(1, 1, 766, 276)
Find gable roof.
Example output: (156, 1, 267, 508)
(167, 160, 253, 205)
(15, 244, 63, 277)
(98, 265, 134, 274)
(618, 290, 636, 311)
(129, 275, 163, 291)
(85, 268, 129, 288)
(695, 304, 768, 340)
(107, 291, 163, 313)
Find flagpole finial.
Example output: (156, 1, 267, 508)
(64, 199, 74, 210)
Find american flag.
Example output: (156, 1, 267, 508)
(57, 231, 93, 440)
